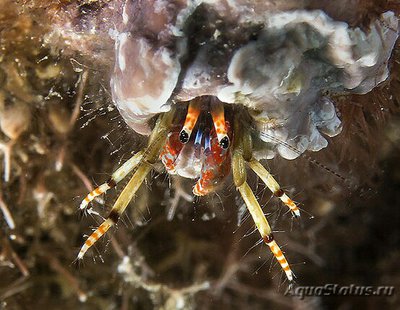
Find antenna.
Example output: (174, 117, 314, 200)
(258, 131, 347, 183)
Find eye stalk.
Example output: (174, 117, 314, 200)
(219, 135, 230, 149)
(179, 99, 201, 144)
(179, 129, 190, 143)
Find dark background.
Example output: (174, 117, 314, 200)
(0, 1, 399, 309)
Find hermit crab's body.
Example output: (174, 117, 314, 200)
(78, 1, 399, 284)
(78, 101, 299, 281)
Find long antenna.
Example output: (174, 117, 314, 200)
(258, 131, 347, 183)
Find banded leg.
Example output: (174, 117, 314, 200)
(248, 160, 300, 217)
(77, 163, 152, 259)
(232, 118, 293, 282)
(77, 109, 175, 259)
(80, 151, 144, 210)
(232, 153, 293, 282)
(179, 99, 201, 143)
(210, 101, 230, 149)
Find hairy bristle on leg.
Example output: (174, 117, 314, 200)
(77, 109, 175, 259)
(236, 177, 294, 282)
(248, 159, 300, 217)
(232, 119, 293, 282)
(79, 151, 144, 210)
(77, 218, 113, 259)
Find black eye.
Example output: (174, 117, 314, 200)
(219, 136, 230, 149)
(179, 130, 189, 143)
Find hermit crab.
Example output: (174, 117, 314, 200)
(77, 1, 399, 284)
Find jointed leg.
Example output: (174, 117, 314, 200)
(232, 153, 293, 282)
(77, 109, 175, 259)
(237, 182, 293, 281)
(248, 160, 300, 217)
(80, 151, 144, 210)
(232, 119, 293, 282)
(77, 163, 152, 259)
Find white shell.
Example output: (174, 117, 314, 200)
(110, 1, 399, 159)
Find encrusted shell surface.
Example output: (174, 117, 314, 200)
(110, 1, 399, 159)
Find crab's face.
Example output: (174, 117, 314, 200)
(160, 98, 232, 195)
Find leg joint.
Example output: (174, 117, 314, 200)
(273, 188, 284, 198)
(262, 233, 274, 244)
(108, 210, 120, 223)
(107, 178, 117, 188)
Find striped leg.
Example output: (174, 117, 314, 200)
(179, 99, 201, 143)
(77, 163, 152, 259)
(80, 151, 144, 210)
(248, 160, 300, 217)
(232, 118, 293, 282)
(77, 109, 175, 260)
(210, 100, 230, 149)
(232, 152, 293, 282)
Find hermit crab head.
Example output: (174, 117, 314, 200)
(79, 2, 399, 283)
